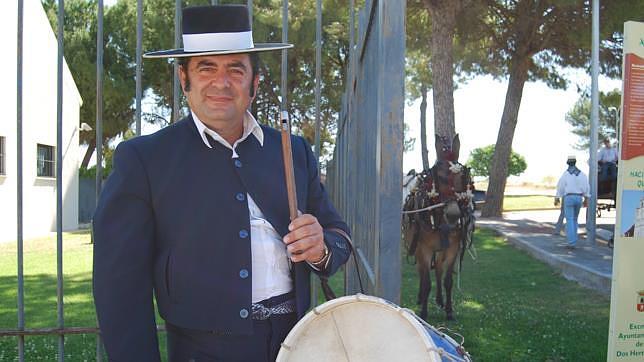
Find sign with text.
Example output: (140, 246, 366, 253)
(608, 21, 644, 362)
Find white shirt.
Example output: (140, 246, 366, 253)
(556, 169, 590, 198)
(192, 111, 293, 303)
(598, 146, 618, 163)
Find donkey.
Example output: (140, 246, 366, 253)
(402, 134, 474, 321)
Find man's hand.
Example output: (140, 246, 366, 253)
(583, 198, 588, 208)
(554, 198, 560, 207)
(283, 213, 326, 263)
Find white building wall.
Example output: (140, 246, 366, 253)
(0, 0, 82, 242)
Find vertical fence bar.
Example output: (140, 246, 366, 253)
(343, 0, 355, 296)
(211, 0, 218, 5)
(16, 0, 25, 360)
(95, 1, 105, 359)
(247, 0, 253, 23)
(588, 0, 599, 244)
(173, 0, 181, 123)
(281, 0, 288, 111)
(311, 0, 322, 305)
(96, 0, 104, 202)
(135, 0, 143, 136)
(314, 0, 321, 162)
(56, 0, 65, 360)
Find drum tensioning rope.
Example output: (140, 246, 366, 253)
(402, 308, 472, 362)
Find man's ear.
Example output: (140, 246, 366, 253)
(178, 65, 188, 93)
(250, 74, 260, 99)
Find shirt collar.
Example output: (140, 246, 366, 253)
(192, 110, 264, 150)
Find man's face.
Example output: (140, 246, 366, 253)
(604, 140, 611, 148)
(179, 54, 259, 127)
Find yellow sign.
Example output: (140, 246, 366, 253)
(608, 21, 644, 361)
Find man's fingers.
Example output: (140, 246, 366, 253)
(284, 225, 321, 244)
(287, 238, 324, 262)
(288, 214, 318, 231)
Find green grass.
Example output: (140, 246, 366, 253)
(503, 195, 558, 211)
(318, 229, 609, 361)
(1, 229, 609, 361)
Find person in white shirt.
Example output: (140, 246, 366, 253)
(598, 138, 618, 181)
(554, 155, 590, 249)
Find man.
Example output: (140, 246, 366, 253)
(554, 155, 590, 249)
(598, 138, 618, 181)
(92, 5, 351, 361)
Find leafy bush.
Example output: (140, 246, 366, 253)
(467, 145, 527, 178)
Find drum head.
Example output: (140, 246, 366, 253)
(277, 294, 442, 362)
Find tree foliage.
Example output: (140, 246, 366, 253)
(42, 0, 353, 168)
(565, 89, 621, 150)
(42, 0, 137, 168)
(467, 145, 526, 178)
(478, 0, 643, 217)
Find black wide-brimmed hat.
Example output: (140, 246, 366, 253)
(144, 5, 293, 58)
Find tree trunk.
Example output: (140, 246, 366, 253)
(481, 57, 530, 217)
(81, 138, 96, 170)
(425, 0, 458, 142)
(420, 83, 430, 170)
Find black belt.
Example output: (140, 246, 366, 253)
(565, 193, 583, 196)
(251, 292, 296, 320)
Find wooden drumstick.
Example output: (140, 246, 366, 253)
(280, 110, 298, 221)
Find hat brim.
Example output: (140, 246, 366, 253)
(143, 43, 293, 58)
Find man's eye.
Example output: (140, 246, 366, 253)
(230, 68, 244, 75)
(199, 67, 215, 72)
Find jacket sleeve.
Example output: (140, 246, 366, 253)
(92, 141, 160, 362)
(299, 137, 351, 277)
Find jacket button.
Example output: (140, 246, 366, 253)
(239, 230, 249, 238)
(236, 193, 245, 201)
(239, 269, 249, 279)
(234, 159, 243, 168)
(240, 309, 249, 319)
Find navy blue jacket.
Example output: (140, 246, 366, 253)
(92, 116, 351, 361)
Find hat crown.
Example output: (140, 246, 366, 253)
(143, 4, 292, 58)
(183, 5, 251, 35)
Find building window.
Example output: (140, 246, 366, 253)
(37, 144, 55, 178)
(0, 136, 5, 175)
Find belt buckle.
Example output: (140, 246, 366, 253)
(252, 303, 272, 320)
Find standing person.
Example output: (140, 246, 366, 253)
(554, 155, 590, 249)
(92, 5, 351, 361)
(598, 138, 618, 181)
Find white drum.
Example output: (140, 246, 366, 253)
(277, 294, 471, 362)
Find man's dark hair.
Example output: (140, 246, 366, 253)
(178, 52, 260, 96)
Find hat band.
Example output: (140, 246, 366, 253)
(183, 31, 254, 52)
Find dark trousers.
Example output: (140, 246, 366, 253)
(599, 162, 617, 181)
(167, 312, 297, 362)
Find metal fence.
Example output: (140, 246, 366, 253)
(327, 0, 405, 303)
(7, 0, 404, 360)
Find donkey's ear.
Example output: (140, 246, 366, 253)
(435, 134, 442, 160)
(452, 134, 460, 161)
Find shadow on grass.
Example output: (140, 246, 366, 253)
(0, 272, 96, 329)
(0, 271, 170, 361)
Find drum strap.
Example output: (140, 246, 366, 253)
(323, 228, 365, 301)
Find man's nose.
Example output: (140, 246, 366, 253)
(209, 71, 231, 88)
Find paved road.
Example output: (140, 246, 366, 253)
(477, 209, 615, 296)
